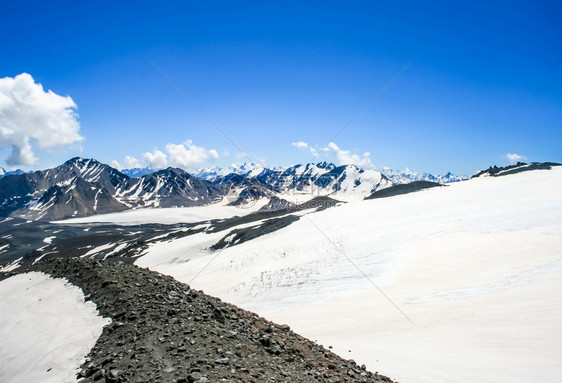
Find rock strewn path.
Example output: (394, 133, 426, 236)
(31, 258, 394, 383)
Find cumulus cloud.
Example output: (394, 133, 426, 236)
(326, 142, 374, 169)
(292, 141, 308, 149)
(144, 149, 168, 169)
(506, 153, 527, 164)
(141, 141, 219, 171)
(0, 73, 83, 165)
(292, 141, 319, 156)
(111, 155, 142, 170)
(124, 155, 141, 168)
(166, 140, 219, 172)
(111, 160, 122, 170)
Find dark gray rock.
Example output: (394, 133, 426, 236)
(29, 258, 394, 383)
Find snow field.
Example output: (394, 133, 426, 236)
(0, 272, 110, 383)
(55, 197, 269, 225)
(137, 167, 562, 383)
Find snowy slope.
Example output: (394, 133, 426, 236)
(57, 198, 270, 225)
(0, 272, 110, 383)
(135, 167, 562, 383)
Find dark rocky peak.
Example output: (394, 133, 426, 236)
(139, 167, 196, 190)
(26, 177, 127, 220)
(315, 161, 336, 170)
(122, 166, 224, 208)
(59, 157, 130, 189)
(471, 162, 561, 179)
(214, 173, 246, 186)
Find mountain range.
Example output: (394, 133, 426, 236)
(195, 162, 466, 184)
(0, 157, 469, 221)
(0, 168, 26, 178)
(379, 167, 466, 184)
(125, 163, 466, 184)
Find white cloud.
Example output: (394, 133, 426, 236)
(124, 155, 141, 168)
(165, 140, 219, 172)
(144, 149, 168, 169)
(298, 141, 375, 169)
(136, 141, 220, 171)
(506, 153, 527, 164)
(326, 142, 339, 152)
(292, 141, 308, 149)
(111, 155, 141, 170)
(327, 142, 374, 169)
(0, 73, 83, 165)
(110, 160, 122, 170)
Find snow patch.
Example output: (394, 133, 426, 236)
(43, 236, 56, 244)
(81, 243, 116, 258)
(0, 272, 110, 383)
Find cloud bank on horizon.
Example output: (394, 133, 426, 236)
(292, 141, 374, 169)
(0, 73, 83, 166)
(113, 140, 219, 173)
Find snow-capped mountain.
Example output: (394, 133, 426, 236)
(0, 167, 26, 178)
(208, 161, 393, 203)
(0, 157, 467, 221)
(196, 163, 285, 181)
(0, 158, 134, 219)
(28, 177, 127, 220)
(212, 173, 278, 206)
(0, 158, 224, 220)
(379, 167, 466, 184)
(117, 167, 224, 208)
(201, 162, 463, 200)
(252, 162, 393, 199)
(120, 167, 155, 178)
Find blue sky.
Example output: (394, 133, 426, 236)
(0, 0, 560, 175)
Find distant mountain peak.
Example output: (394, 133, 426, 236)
(379, 167, 466, 184)
(64, 156, 99, 167)
(0, 167, 26, 178)
(120, 168, 155, 178)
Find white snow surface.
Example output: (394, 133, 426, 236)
(0, 272, 110, 383)
(136, 167, 562, 383)
(54, 198, 269, 225)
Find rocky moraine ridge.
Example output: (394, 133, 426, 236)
(29, 258, 394, 383)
